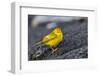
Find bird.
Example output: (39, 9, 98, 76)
(33, 27, 63, 55)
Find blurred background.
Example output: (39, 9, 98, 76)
(28, 15, 88, 60)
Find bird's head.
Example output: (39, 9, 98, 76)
(53, 27, 62, 35)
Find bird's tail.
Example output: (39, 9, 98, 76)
(32, 41, 42, 47)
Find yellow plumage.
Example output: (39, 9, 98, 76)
(32, 27, 63, 55)
(42, 27, 63, 48)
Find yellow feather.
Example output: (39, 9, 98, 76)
(42, 27, 63, 48)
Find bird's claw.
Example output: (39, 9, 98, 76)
(51, 48, 59, 56)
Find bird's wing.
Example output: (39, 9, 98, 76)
(42, 32, 57, 43)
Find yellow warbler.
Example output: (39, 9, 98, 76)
(33, 27, 63, 54)
(42, 27, 63, 52)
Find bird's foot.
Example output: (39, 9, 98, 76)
(51, 48, 59, 56)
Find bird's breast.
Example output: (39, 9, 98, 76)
(45, 35, 63, 47)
